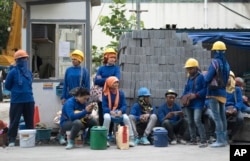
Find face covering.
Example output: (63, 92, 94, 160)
(16, 58, 31, 85)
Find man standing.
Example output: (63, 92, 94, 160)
(204, 41, 230, 147)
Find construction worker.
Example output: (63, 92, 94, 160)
(181, 58, 207, 148)
(129, 87, 158, 145)
(61, 49, 90, 105)
(5, 50, 35, 147)
(59, 88, 97, 149)
(204, 41, 230, 147)
(102, 76, 134, 147)
(93, 48, 120, 126)
(225, 71, 244, 142)
(158, 88, 187, 145)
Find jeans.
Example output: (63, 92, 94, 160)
(103, 113, 134, 137)
(209, 98, 227, 133)
(242, 106, 250, 114)
(129, 114, 157, 138)
(184, 107, 207, 143)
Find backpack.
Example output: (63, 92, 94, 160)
(208, 60, 225, 90)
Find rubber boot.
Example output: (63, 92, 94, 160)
(65, 139, 74, 149)
(210, 132, 225, 148)
(59, 135, 66, 145)
(223, 131, 228, 146)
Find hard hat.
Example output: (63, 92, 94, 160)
(14, 50, 29, 59)
(184, 58, 199, 68)
(70, 50, 84, 61)
(211, 41, 227, 51)
(229, 71, 235, 78)
(137, 87, 151, 97)
(165, 88, 178, 97)
(235, 77, 244, 87)
(104, 48, 117, 56)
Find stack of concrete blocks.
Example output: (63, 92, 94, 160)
(118, 30, 211, 109)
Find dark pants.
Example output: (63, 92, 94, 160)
(227, 111, 244, 139)
(162, 118, 187, 141)
(202, 114, 215, 140)
(8, 102, 35, 142)
(60, 118, 98, 140)
(98, 102, 103, 126)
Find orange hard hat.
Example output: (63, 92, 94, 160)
(14, 50, 29, 59)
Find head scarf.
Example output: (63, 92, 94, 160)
(71, 54, 83, 63)
(226, 74, 236, 93)
(138, 97, 153, 114)
(103, 76, 119, 110)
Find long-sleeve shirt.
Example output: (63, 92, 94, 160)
(94, 65, 120, 87)
(60, 97, 91, 126)
(181, 72, 207, 109)
(225, 86, 244, 111)
(5, 67, 34, 103)
(204, 54, 230, 101)
(102, 90, 127, 114)
(157, 102, 182, 124)
(61, 66, 90, 100)
(130, 102, 156, 122)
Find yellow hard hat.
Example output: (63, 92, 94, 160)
(184, 58, 199, 68)
(211, 41, 227, 51)
(14, 50, 29, 59)
(104, 48, 117, 56)
(70, 50, 84, 62)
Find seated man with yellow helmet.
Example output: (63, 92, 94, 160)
(225, 71, 244, 142)
(59, 88, 98, 149)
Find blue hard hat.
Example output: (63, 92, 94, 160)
(137, 87, 151, 97)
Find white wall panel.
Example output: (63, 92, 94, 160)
(91, 3, 250, 47)
(30, 2, 86, 20)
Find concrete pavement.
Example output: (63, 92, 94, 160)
(1, 102, 229, 161)
(0, 143, 229, 161)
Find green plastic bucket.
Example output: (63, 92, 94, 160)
(90, 126, 107, 150)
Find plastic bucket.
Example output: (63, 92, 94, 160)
(19, 129, 36, 148)
(153, 127, 168, 147)
(90, 126, 107, 150)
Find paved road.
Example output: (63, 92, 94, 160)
(1, 102, 229, 161)
(0, 143, 229, 161)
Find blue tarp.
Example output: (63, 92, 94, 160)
(184, 31, 250, 50)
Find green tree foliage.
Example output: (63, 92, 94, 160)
(92, 0, 143, 73)
(0, 0, 13, 50)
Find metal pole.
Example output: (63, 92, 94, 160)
(204, 0, 208, 28)
(136, 0, 140, 30)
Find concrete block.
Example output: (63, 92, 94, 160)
(169, 39, 178, 47)
(150, 72, 160, 81)
(150, 39, 162, 47)
(125, 55, 135, 64)
(154, 47, 162, 56)
(128, 39, 140, 47)
(125, 32, 132, 39)
(144, 72, 151, 81)
(139, 64, 147, 72)
(142, 39, 150, 47)
(167, 55, 174, 65)
(118, 54, 125, 65)
(149, 30, 165, 39)
(140, 30, 149, 39)
(132, 30, 141, 39)
(158, 56, 166, 65)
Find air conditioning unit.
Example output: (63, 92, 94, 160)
(32, 25, 48, 39)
